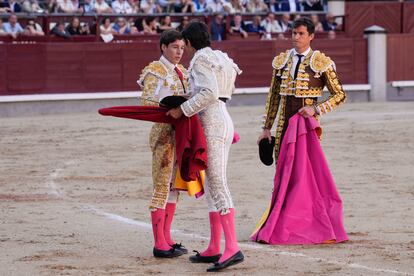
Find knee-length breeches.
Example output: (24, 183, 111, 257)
(199, 101, 234, 214)
(149, 123, 175, 210)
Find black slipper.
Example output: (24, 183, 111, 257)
(189, 250, 222, 263)
(206, 251, 244, 272)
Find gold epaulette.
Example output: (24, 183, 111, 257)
(310, 51, 333, 78)
(272, 50, 291, 70)
(137, 61, 167, 87)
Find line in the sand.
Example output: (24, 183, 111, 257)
(92, 208, 412, 276)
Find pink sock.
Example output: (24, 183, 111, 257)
(218, 208, 240, 262)
(164, 203, 176, 246)
(200, 212, 222, 256)
(151, 208, 171, 251)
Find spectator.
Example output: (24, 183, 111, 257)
(51, 21, 71, 39)
(24, 19, 44, 35)
(3, 14, 24, 39)
(303, 0, 324, 11)
(246, 0, 268, 13)
(112, 0, 133, 14)
(112, 17, 130, 34)
(194, 0, 207, 13)
(21, 0, 44, 13)
(0, 0, 12, 13)
(274, 0, 300, 12)
(66, 17, 90, 35)
(181, 0, 195, 13)
(81, 0, 94, 13)
(277, 13, 291, 32)
(223, 0, 245, 14)
(310, 14, 323, 32)
(229, 13, 248, 38)
(94, 0, 112, 13)
(127, 0, 140, 13)
(134, 17, 144, 32)
(143, 16, 158, 34)
(127, 17, 139, 33)
(57, 0, 76, 13)
(6, 0, 22, 12)
(176, 16, 188, 32)
(158, 15, 174, 32)
(246, 15, 265, 34)
(170, 0, 182, 12)
(210, 13, 225, 41)
(71, 0, 82, 12)
(261, 12, 282, 33)
(140, 0, 160, 14)
(157, 0, 169, 13)
(0, 19, 6, 36)
(322, 12, 339, 31)
(100, 17, 114, 35)
(206, 0, 224, 13)
(45, 0, 59, 13)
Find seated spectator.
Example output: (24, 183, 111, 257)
(112, 17, 130, 34)
(157, 0, 169, 13)
(66, 17, 90, 35)
(223, 0, 245, 14)
(51, 21, 71, 39)
(134, 17, 144, 32)
(0, 0, 12, 13)
(81, 0, 94, 13)
(246, 0, 268, 13)
(246, 15, 265, 34)
(24, 19, 44, 35)
(143, 16, 158, 34)
(176, 16, 188, 32)
(100, 17, 114, 35)
(22, 0, 44, 13)
(171, 0, 182, 13)
(210, 13, 226, 41)
(273, 0, 300, 12)
(194, 0, 207, 13)
(140, 0, 160, 14)
(3, 14, 24, 39)
(261, 12, 282, 33)
(277, 13, 291, 32)
(158, 15, 174, 32)
(322, 12, 339, 31)
(57, 0, 77, 13)
(303, 0, 324, 11)
(206, 0, 224, 13)
(0, 19, 6, 36)
(127, 18, 139, 34)
(112, 0, 133, 14)
(310, 14, 323, 32)
(229, 13, 248, 38)
(94, 0, 112, 13)
(46, 0, 59, 13)
(5, 0, 22, 12)
(181, 0, 195, 13)
(127, 0, 140, 13)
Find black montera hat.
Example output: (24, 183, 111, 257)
(259, 136, 276, 166)
(160, 95, 187, 108)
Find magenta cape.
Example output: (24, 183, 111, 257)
(251, 114, 348, 244)
(99, 106, 207, 182)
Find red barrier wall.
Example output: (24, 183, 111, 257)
(387, 34, 414, 82)
(0, 38, 368, 95)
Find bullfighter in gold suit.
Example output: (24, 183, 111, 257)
(137, 30, 189, 258)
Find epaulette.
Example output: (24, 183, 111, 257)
(137, 61, 167, 87)
(272, 50, 291, 70)
(310, 50, 334, 77)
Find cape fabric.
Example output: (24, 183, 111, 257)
(251, 114, 348, 244)
(99, 106, 208, 183)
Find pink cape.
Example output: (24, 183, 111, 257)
(250, 114, 348, 244)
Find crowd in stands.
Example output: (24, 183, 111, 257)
(1, 0, 343, 41)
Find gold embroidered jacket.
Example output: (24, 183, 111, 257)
(263, 49, 346, 130)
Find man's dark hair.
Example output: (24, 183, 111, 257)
(181, 20, 211, 50)
(292, 17, 315, 35)
(160, 29, 183, 51)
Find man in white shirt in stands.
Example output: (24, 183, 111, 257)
(111, 0, 133, 14)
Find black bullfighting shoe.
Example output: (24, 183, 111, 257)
(153, 247, 184, 258)
(172, 243, 188, 254)
(189, 250, 222, 263)
(206, 251, 244, 272)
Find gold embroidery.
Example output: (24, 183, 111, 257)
(317, 66, 346, 115)
(272, 50, 291, 70)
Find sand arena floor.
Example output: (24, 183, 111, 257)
(1, 102, 413, 275)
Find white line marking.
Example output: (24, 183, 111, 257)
(93, 209, 413, 276)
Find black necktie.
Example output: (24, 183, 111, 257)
(293, 54, 304, 80)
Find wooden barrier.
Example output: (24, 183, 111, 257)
(387, 34, 414, 82)
(0, 38, 368, 95)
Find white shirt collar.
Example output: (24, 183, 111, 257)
(160, 55, 177, 71)
(293, 47, 311, 57)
